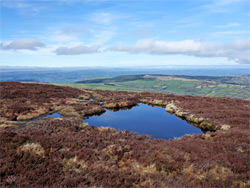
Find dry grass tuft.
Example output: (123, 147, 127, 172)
(19, 143, 45, 156)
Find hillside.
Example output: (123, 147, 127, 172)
(68, 75, 250, 100)
(1, 67, 249, 84)
(0, 82, 249, 187)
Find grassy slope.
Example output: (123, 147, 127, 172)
(57, 75, 250, 100)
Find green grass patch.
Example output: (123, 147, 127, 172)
(55, 75, 249, 100)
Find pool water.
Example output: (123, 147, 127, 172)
(84, 103, 203, 140)
(31, 112, 62, 121)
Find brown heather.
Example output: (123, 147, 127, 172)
(0, 82, 249, 187)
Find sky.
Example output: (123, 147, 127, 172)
(0, 0, 250, 68)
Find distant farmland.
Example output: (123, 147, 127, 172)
(58, 75, 250, 100)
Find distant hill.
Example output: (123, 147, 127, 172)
(64, 74, 250, 100)
(1, 66, 249, 83)
(77, 74, 250, 86)
(76, 75, 148, 83)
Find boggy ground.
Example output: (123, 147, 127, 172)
(0, 82, 249, 187)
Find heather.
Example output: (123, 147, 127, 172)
(0, 82, 249, 187)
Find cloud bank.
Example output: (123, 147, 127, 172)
(1, 38, 249, 64)
(108, 39, 250, 64)
(54, 45, 99, 55)
(2, 38, 45, 50)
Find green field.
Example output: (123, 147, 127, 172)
(57, 75, 250, 100)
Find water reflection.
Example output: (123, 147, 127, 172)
(84, 103, 203, 140)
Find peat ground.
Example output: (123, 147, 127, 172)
(0, 82, 249, 187)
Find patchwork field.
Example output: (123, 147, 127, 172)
(59, 75, 250, 100)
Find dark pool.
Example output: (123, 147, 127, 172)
(84, 103, 203, 140)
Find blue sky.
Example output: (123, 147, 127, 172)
(1, 0, 250, 68)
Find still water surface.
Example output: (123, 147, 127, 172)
(84, 103, 203, 140)
(32, 112, 62, 121)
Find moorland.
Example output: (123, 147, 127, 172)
(0, 81, 249, 187)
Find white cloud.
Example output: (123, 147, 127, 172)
(109, 39, 202, 54)
(2, 38, 45, 50)
(108, 39, 250, 64)
(54, 45, 99, 55)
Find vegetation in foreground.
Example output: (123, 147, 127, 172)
(0, 82, 249, 187)
(62, 74, 250, 100)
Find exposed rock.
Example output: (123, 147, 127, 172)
(175, 111, 188, 118)
(165, 102, 188, 118)
(165, 102, 178, 113)
(186, 115, 204, 124)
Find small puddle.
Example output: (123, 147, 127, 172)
(17, 112, 62, 127)
(31, 112, 62, 121)
(84, 103, 203, 140)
